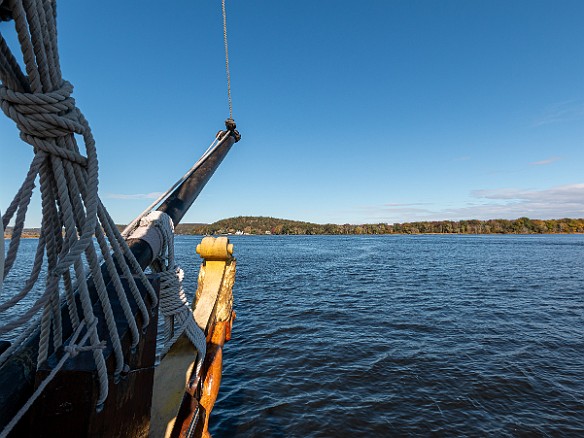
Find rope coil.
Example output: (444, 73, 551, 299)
(129, 212, 207, 372)
(0, 0, 157, 427)
(129, 211, 207, 372)
(1, 0, 232, 432)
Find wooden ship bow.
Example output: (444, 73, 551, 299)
(0, 0, 241, 436)
(151, 237, 237, 438)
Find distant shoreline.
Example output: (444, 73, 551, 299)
(5, 216, 584, 238)
(173, 216, 584, 236)
(6, 232, 584, 239)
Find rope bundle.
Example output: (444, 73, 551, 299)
(130, 212, 207, 373)
(0, 0, 156, 418)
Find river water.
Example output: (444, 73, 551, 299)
(200, 234, 584, 437)
(3, 235, 584, 436)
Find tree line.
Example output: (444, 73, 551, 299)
(174, 216, 584, 236)
(6, 217, 584, 238)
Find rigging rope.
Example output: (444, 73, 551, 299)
(0, 0, 237, 433)
(0, 0, 156, 424)
(128, 212, 207, 369)
(0, 320, 105, 438)
(222, 0, 233, 120)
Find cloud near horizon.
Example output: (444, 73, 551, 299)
(370, 184, 584, 223)
(104, 192, 163, 200)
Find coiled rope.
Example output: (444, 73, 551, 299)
(129, 212, 207, 372)
(0, 0, 157, 433)
(0, 1, 235, 435)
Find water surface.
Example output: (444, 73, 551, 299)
(3, 235, 583, 436)
(187, 235, 584, 437)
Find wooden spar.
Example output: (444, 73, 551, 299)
(158, 133, 237, 228)
(0, 128, 239, 434)
(128, 130, 238, 270)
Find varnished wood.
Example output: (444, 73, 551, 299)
(170, 316, 233, 438)
(198, 317, 234, 438)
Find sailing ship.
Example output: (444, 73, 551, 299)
(0, 0, 239, 436)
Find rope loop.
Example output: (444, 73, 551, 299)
(159, 268, 188, 315)
(0, 80, 88, 165)
(64, 340, 106, 358)
(135, 211, 207, 362)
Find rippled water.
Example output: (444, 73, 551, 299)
(4, 235, 584, 436)
(179, 234, 583, 437)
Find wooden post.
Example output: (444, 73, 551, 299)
(197, 315, 235, 438)
(151, 237, 236, 438)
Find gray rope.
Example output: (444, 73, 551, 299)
(0, 315, 39, 369)
(0, 0, 155, 415)
(222, 0, 233, 120)
(128, 212, 207, 373)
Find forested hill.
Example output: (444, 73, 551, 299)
(174, 216, 584, 235)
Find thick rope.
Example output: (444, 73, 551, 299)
(0, 0, 156, 417)
(129, 212, 207, 374)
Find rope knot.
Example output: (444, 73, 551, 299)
(0, 80, 88, 165)
(64, 340, 106, 358)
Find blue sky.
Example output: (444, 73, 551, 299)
(1, 0, 583, 226)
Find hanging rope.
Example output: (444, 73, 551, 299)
(0, 0, 157, 422)
(127, 212, 207, 374)
(0, 1, 240, 434)
(222, 0, 233, 120)
(0, 321, 106, 438)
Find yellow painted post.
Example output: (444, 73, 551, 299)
(150, 237, 236, 438)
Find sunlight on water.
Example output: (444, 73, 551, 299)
(2, 235, 583, 436)
(193, 235, 584, 437)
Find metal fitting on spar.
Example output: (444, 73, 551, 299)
(218, 118, 241, 143)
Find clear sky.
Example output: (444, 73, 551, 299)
(1, 0, 583, 226)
